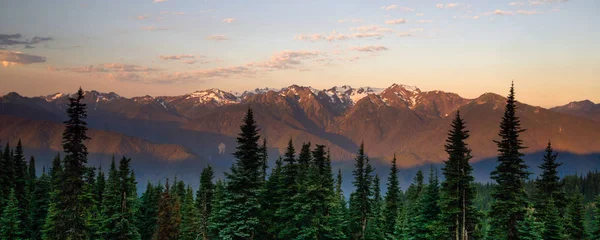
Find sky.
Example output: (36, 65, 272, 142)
(0, 0, 598, 107)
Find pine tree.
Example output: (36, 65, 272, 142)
(592, 194, 600, 239)
(94, 165, 106, 208)
(180, 186, 200, 240)
(517, 209, 543, 240)
(533, 141, 566, 224)
(196, 165, 215, 240)
(260, 138, 268, 182)
(29, 168, 50, 240)
(262, 158, 284, 239)
(383, 154, 402, 239)
(564, 192, 585, 239)
(48, 87, 91, 239)
(42, 153, 67, 240)
(0, 143, 14, 210)
(402, 170, 424, 239)
(101, 157, 140, 239)
(440, 111, 479, 240)
(409, 167, 442, 240)
(541, 198, 565, 240)
(275, 139, 300, 239)
(366, 174, 385, 240)
(208, 179, 225, 239)
(213, 108, 263, 239)
(154, 180, 180, 240)
(24, 155, 37, 239)
(349, 143, 374, 239)
(13, 139, 28, 217)
(328, 168, 348, 240)
(489, 83, 530, 240)
(138, 182, 161, 240)
(0, 189, 23, 240)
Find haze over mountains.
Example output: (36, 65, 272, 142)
(1, 83, 599, 178)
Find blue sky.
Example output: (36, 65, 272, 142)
(0, 0, 598, 107)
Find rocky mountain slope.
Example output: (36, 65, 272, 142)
(1, 84, 599, 169)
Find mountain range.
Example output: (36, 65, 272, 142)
(1, 84, 599, 182)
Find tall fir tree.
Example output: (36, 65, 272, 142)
(349, 143, 374, 239)
(208, 179, 225, 239)
(365, 174, 385, 240)
(489, 83, 530, 240)
(328, 168, 348, 240)
(262, 157, 284, 239)
(48, 87, 91, 239)
(154, 179, 180, 240)
(383, 154, 402, 239)
(541, 198, 565, 240)
(180, 186, 200, 240)
(275, 139, 300, 239)
(409, 167, 442, 240)
(29, 167, 50, 240)
(0, 143, 14, 210)
(440, 111, 479, 240)
(564, 191, 585, 239)
(42, 153, 67, 240)
(517, 209, 543, 240)
(13, 139, 28, 216)
(25, 155, 37, 239)
(137, 182, 161, 240)
(196, 165, 215, 240)
(94, 165, 105, 208)
(101, 157, 140, 239)
(533, 141, 566, 223)
(213, 108, 263, 239)
(0, 189, 23, 240)
(592, 194, 600, 239)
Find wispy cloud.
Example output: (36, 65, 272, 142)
(206, 35, 229, 41)
(416, 13, 424, 16)
(199, 9, 216, 13)
(483, 9, 515, 16)
(350, 45, 388, 52)
(0, 50, 46, 67)
(135, 15, 149, 20)
(414, 20, 434, 23)
(160, 11, 186, 15)
(351, 32, 384, 39)
(396, 28, 424, 37)
(159, 54, 195, 60)
(222, 18, 235, 23)
(338, 19, 364, 23)
(381, 5, 414, 12)
(350, 25, 393, 33)
(437, 3, 461, 9)
(153, 0, 167, 3)
(517, 9, 543, 15)
(141, 26, 171, 31)
(509, 2, 525, 6)
(385, 18, 406, 25)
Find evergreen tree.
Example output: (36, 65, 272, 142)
(383, 154, 402, 239)
(410, 167, 442, 240)
(533, 141, 566, 223)
(541, 198, 565, 240)
(94, 165, 106, 208)
(48, 87, 91, 239)
(154, 180, 180, 240)
(349, 143, 374, 239)
(42, 153, 67, 240)
(138, 182, 161, 240)
(0, 189, 23, 240)
(564, 192, 585, 239)
(328, 168, 348, 240)
(260, 138, 268, 182)
(101, 157, 140, 239)
(489, 83, 530, 240)
(402, 170, 424, 239)
(366, 174, 385, 240)
(262, 158, 284, 239)
(25, 155, 37, 239)
(208, 179, 225, 239)
(592, 195, 600, 239)
(275, 139, 300, 238)
(213, 108, 263, 239)
(440, 111, 479, 240)
(517, 209, 543, 240)
(13, 139, 28, 215)
(0, 143, 14, 210)
(180, 186, 200, 240)
(196, 165, 215, 240)
(29, 168, 50, 240)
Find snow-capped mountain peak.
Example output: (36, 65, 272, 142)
(185, 88, 239, 106)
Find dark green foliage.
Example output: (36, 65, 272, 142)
(517, 209, 543, 240)
(28, 168, 50, 240)
(489, 83, 530, 240)
(592, 195, 600, 239)
(212, 108, 263, 239)
(47, 87, 92, 239)
(534, 142, 567, 224)
(101, 157, 140, 239)
(365, 174, 384, 240)
(0, 189, 23, 240)
(94, 165, 106, 208)
(328, 168, 348, 240)
(409, 167, 442, 240)
(138, 182, 162, 240)
(154, 180, 180, 240)
(541, 199, 565, 240)
(383, 155, 402, 239)
(275, 139, 300, 238)
(564, 192, 586, 239)
(180, 186, 200, 240)
(208, 179, 225, 239)
(0, 143, 14, 210)
(349, 143, 374, 239)
(440, 111, 480, 240)
(262, 158, 284, 239)
(196, 165, 215, 240)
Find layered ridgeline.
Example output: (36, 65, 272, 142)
(1, 84, 599, 171)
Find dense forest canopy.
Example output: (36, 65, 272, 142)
(1, 85, 599, 240)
